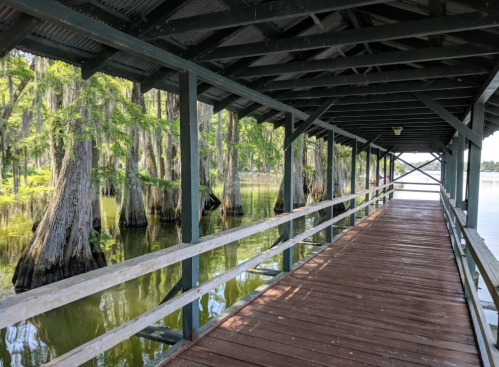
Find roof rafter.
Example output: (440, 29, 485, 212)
(199, 12, 499, 61)
(234, 44, 496, 78)
(148, 0, 387, 37)
(0, 12, 42, 57)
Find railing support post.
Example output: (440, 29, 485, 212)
(283, 112, 294, 272)
(383, 155, 387, 204)
(179, 70, 200, 341)
(350, 140, 357, 226)
(365, 146, 371, 216)
(326, 131, 335, 242)
(375, 151, 380, 209)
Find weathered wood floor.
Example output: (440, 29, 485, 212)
(166, 199, 480, 367)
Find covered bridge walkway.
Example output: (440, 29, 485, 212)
(165, 199, 480, 367)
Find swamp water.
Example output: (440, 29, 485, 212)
(0, 175, 351, 367)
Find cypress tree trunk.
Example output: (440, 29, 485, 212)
(274, 135, 306, 213)
(311, 138, 325, 201)
(119, 82, 148, 227)
(145, 130, 162, 215)
(216, 112, 223, 180)
(155, 90, 166, 179)
(13, 81, 107, 291)
(91, 138, 101, 230)
(221, 112, 243, 216)
(48, 88, 64, 187)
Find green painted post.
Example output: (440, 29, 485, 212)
(283, 112, 294, 272)
(179, 70, 200, 341)
(326, 131, 335, 242)
(375, 152, 380, 209)
(350, 141, 357, 226)
(466, 103, 484, 229)
(456, 133, 465, 208)
(389, 155, 394, 200)
(365, 146, 371, 216)
(465, 103, 484, 292)
(450, 139, 457, 200)
(383, 155, 387, 204)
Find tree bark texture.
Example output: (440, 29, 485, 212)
(221, 112, 243, 216)
(13, 81, 107, 291)
(119, 82, 148, 227)
(91, 138, 101, 230)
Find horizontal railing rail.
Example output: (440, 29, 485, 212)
(0, 183, 393, 366)
(440, 188, 499, 367)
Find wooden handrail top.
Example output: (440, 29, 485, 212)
(0, 183, 391, 329)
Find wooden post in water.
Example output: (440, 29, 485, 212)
(179, 70, 200, 341)
(326, 130, 335, 242)
(350, 140, 357, 226)
(375, 151, 380, 209)
(365, 146, 371, 216)
(283, 112, 294, 272)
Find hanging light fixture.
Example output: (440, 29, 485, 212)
(392, 127, 403, 136)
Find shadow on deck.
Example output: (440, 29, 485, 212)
(164, 199, 480, 367)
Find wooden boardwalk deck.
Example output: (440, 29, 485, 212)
(165, 199, 481, 367)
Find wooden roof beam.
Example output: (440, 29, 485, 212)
(414, 91, 482, 148)
(278, 80, 478, 100)
(0, 12, 42, 57)
(259, 65, 487, 91)
(234, 44, 496, 78)
(199, 11, 499, 61)
(148, 0, 387, 37)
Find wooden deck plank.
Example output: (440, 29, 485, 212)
(165, 199, 481, 367)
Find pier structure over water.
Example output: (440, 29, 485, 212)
(1, 0, 499, 365)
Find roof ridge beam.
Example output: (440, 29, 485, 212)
(148, 0, 387, 37)
(414, 92, 482, 148)
(199, 12, 499, 61)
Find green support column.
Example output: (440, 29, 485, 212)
(465, 103, 484, 291)
(450, 139, 457, 200)
(445, 152, 451, 193)
(283, 112, 294, 272)
(365, 146, 371, 216)
(326, 131, 335, 242)
(350, 141, 357, 226)
(383, 155, 387, 204)
(467, 103, 484, 229)
(456, 133, 465, 208)
(179, 70, 200, 341)
(375, 151, 380, 209)
(389, 155, 394, 200)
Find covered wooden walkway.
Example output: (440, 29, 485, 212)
(166, 199, 480, 367)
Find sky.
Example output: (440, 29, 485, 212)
(400, 131, 499, 163)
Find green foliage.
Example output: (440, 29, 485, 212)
(89, 230, 115, 252)
(480, 161, 499, 172)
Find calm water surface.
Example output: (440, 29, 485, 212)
(0, 175, 349, 367)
